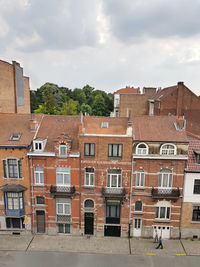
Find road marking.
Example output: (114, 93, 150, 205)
(146, 253, 156, 255)
(176, 254, 186, 256)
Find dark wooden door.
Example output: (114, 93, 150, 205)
(84, 212, 94, 235)
(36, 210, 45, 233)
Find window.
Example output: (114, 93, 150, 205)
(84, 199, 94, 208)
(3, 158, 22, 179)
(9, 133, 21, 141)
(36, 196, 45, 205)
(136, 143, 148, 155)
(194, 151, 200, 164)
(160, 144, 176, 155)
(6, 217, 25, 229)
(58, 223, 70, 234)
(6, 192, 24, 210)
(34, 166, 44, 185)
(107, 169, 121, 188)
(136, 169, 145, 187)
(56, 198, 71, 215)
(192, 206, 200, 221)
(156, 206, 170, 219)
(101, 122, 109, 128)
(158, 169, 172, 188)
(135, 201, 142, 211)
(193, 180, 200, 194)
(33, 139, 46, 152)
(56, 167, 70, 186)
(84, 143, 95, 157)
(106, 202, 120, 224)
(85, 168, 94, 187)
(108, 144, 122, 158)
(59, 144, 67, 156)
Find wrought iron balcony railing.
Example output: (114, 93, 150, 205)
(102, 187, 126, 199)
(50, 185, 75, 196)
(151, 187, 180, 201)
(56, 215, 71, 223)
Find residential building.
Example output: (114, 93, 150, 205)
(131, 115, 188, 239)
(0, 60, 30, 114)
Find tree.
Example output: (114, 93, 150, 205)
(80, 103, 92, 115)
(59, 99, 78, 115)
(42, 87, 57, 114)
(82, 85, 94, 103)
(92, 94, 106, 116)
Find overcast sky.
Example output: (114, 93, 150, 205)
(0, 0, 200, 95)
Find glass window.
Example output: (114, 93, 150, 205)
(34, 166, 44, 185)
(192, 206, 200, 221)
(135, 201, 142, 211)
(3, 159, 22, 179)
(36, 196, 45, 205)
(58, 224, 70, 234)
(56, 167, 70, 186)
(160, 144, 176, 155)
(158, 169, 172, 188)
(108, 144, 122, 158)
(107, 169, 122, 188)
(59, 144, 67, 156)
(85, 168, 94, 186)
(84, 143, 95, 157)
(136, 169, 145, 187)
(56, 198, 71, 215)
(106, 202, 120, 224)
(6, 192, 24, 210)
(84, 199, 94, 208)
(136, 143, 148, 155)
(155, 206, 170, 219)
(193, 179, 200, 194)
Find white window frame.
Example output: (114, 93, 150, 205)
(56, 198, 71, 215)
(34, 166, 44, 185)
(107, 169, 122, 188)
(59, 144, 67, 157)
(155, 201, 171, 220)
(158, 169, 173, 188)
(136, 143, 148, 155)
(108, 144, 122, 158)
(84, 168, 94, 187)
(135, 169, 145, 187)
(58, 223, 70, 234)
(56, 167, 70, 186)
(160, 143, 176, 155)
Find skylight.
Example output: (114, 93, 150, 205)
(101, 122, 109, 128)
(9, 133, 21, 141)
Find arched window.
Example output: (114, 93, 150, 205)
(135, 201, 142, 211)
(136, 169, 145, 187)
(159, 169, 172, 188)
(136, 143, 148, 155)
(59, 143, 67, 156)
(84, 199, 94, 208)
(160, 143, 176, 155)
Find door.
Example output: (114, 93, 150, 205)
(133, 218, 142, 237)
(153, 225, 170, 239)
(84, 212, 94, 235)
(104, 225, 121, 237)
(36, 210, 45, 233)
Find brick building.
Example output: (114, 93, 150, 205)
(79, 116, 133, 237)
(0, 113, 41, 234)
(27, 115, 81, 235)
(0, 59, 30, 114)
(181, 135, 200, 238)
(131, 115, 188, 238)
(117, 82, 200, 136)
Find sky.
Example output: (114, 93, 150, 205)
(0, 0, 200, 95)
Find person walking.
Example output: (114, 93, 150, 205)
(154, 229, 158, 243)
(156, 236, 163, 249)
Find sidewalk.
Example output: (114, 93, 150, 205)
(0, 234, 200, 256)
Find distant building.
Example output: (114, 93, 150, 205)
(0, 60, 30, 114)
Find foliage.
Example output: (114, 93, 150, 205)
(59, 99, 78, 115)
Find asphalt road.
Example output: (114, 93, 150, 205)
(0, 251, 199, 267)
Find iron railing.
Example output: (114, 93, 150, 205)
(50, 185, 75, 196)
(152, 187, 180, 200)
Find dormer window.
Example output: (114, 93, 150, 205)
(59, 143, 67, 156)
(101, 122, 109, 128)
(194, 150, 200, 164)
(136, 143, 148, 155)
(9, 133, 21, 141)
(33, 139, 46, 152)
(160, 144, 176, 155)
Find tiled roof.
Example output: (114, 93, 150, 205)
(36, 115, 81, 152)
(0, 113, 42, 146)
(187, 140, 200, 171)
(83, 116, 128, 135)
(115, 87, 141, 94)
(132, 115, 188, 142)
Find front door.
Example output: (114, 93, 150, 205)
(153, 225, 170, 239)
(133, 218, 142, 237)
(36, 210, 45, 233)
(84, 212, 94, 235)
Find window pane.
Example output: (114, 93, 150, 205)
(65, 224, 70, 233)
(90, 144, 95, 155)
(158, 174, 162, 187)
(107, 175, 110, 187)
(85, 144, 89, 155)
(167, 207, 170, 219)
(57, 173, 63, 184)
(118, 175, 121, 187)
(156, 207, 159, 218)
(108, 145, 112, 157)
(90, 174, 94, 185)
(118, 145, 122, 157)
(57, 204, 63, 214)
(113, 145, 117, 157)
(58, 224, 64, 233)
(163, 174, 168, 187)
(111, 175, 117, 187)
(160, 207, 165, 218)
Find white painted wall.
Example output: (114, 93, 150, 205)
(183, 172, 200, 202)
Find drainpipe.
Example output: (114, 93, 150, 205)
(128, 155, 134, 238)
(29, 155, 35, 234)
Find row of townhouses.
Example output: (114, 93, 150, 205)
(0, 113, 200, 239)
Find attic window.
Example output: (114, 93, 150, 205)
(194, 150, 200, 164)
(101, 122, 109, 128)
(9, 133, 21, 141)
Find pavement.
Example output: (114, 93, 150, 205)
(0, 234, 200, 256)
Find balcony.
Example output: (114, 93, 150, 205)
(5, 208, 25, 217)
(102, 187, 126, 200)
(50, 185, 75, 197)
(151, 187, 180, 201)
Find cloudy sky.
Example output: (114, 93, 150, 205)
(0, 0, 200, 95)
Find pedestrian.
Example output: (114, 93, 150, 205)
(154, 229, 158, 243)
(156, 236, 163, 249)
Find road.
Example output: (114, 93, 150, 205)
(0, 251, 199, 267)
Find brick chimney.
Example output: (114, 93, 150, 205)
(176, 82, 184, 116)
(29, 114, 38, 132)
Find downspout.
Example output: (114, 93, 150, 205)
(29, 155, 35, 233)
(128, 154, 134, 238)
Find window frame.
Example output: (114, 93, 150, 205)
(36, 196, 45, 205)
(193, 179, 200, 194)
(106, 201, 120, 224)
(84, 143, 95, 157)
(84, 199, 94, 208)
(58, 223, 70, 234)
(84, 168, 94, 187)
(155, 206, 170, 220)
(34, 166, 44, 185)
(158, 169, 173, 188)
(59, 144, 67, 157)
(56, 167, 70, 186)
(135, 201, 143, 212)
(5, 192, 24, 210)
(107, 169, 122, 188)
(160, 143, 176, 155)
(135, 169, 145, 187)
(192, 206, 200, 221)
(136, 143, 148, 155)
(3, 158, 22, 179)
(108, 144, 122, 158)
(56, 198, 71, 215)
(194, 152, 200, 165)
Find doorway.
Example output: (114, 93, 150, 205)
(36, 210, 45, 233)
(84, 212, 94, 235)
(133, 218, 142, 237)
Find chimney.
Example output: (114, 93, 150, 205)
(176, 81, 184, 116)
(29, 115, 38, 132)
(175, 115, 186, 130)
(143, 87, 157, 96)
